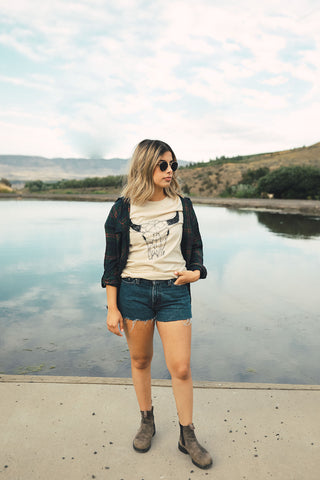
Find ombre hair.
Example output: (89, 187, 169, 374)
(121, 139, 181, 205)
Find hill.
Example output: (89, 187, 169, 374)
(1, 143, 319, 196)
(0, 155, 130, 184)
(177, 142, 320, 197)
(0, 155, 189, 185)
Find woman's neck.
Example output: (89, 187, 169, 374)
(149, 188, 166, 202)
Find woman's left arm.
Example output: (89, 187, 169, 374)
(175, 198, 207, 284)
(184, 199, 207, 279)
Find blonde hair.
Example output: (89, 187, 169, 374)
(121, 139, 181, 205)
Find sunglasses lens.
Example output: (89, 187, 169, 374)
(171, 162, 178, 171)
(159, 161, 168, 171)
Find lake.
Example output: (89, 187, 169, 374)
(1, 199, 320, 384)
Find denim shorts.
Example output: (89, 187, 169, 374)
(118, 277, 192, 322)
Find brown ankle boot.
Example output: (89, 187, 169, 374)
(178, 423, 212, 469)
(133, 407, 155, 453)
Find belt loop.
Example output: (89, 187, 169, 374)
(135, 278, 140, 285)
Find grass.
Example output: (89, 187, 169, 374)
(15, 364, 45, 375)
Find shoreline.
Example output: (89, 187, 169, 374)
(1, 192, 320, 216)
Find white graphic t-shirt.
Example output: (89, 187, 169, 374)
(121, 196, 186, 280)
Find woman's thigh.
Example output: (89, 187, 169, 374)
(124, 318, 155, 362)
(156, 320, 192, 372)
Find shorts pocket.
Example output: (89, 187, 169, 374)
(121, 277, 135, 284)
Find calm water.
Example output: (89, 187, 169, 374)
(1, 200, 320, 384)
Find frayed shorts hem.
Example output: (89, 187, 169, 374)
(123, 316, 192, 323)
(123, 317, 192, 330)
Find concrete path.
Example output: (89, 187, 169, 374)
(1, 375, 319, 480)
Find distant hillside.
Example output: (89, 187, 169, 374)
(0, 155, 189, 184)
(177, 142, 320, 197)
(1, 143, 319, 195)
(0, 155, 130, 183)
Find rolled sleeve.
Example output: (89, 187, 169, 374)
(188, 202, 207, 279)
(101, 207, 121, 288)
(181, 197, 207, 279)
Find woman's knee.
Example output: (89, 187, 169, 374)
(131, 354, 153, 370)
(170, 362, 191, 381)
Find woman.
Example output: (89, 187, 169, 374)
(101, 139, 212, 469)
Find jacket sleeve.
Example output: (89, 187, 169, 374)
(101, 203, 122, 288)
(187, 199, 207, 279)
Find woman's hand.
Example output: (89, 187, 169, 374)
(174, 269, 200, 285)
(107, 307, 124, 337)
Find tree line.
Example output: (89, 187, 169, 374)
(222, 166, 320, 200)
(24, 175, 124, 192)
(14, 165, 320, 200)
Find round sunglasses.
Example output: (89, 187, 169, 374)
(158, 160, 178, 172)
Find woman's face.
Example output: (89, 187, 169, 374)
(152, 150, 173, 191)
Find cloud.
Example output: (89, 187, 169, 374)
(0, 73, 54, 91)
(0, 0, 319, 159)
(0, 119, 76, 158)
(262, 76, 289, 86)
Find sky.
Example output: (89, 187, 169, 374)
(0, 0, 320, 162)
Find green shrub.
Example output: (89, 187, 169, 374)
(234, 184, 258, 198)
(257, 166, 320, 199)
(241, 167, 270, 185)
(25, 180, 46, 192)
(0, 177, 12, 187)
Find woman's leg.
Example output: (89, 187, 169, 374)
(157, 319, 212, 469)
(156, 320, 193, 425)
(124, 319, 155, 411)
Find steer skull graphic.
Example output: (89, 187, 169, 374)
(130, 211, 179, 260)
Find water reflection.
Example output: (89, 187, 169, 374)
(0, 200, 320, 384)
(256, 212, 320, 239)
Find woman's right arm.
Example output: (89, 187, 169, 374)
(106, 285, 124, 337)
(101, 199, 124, 288)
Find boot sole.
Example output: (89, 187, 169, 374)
(133, 427, 156, 453)
(133, 443, 151, 453)
(178, 442, 213, 470)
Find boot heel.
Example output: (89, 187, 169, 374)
(178, 442, 188, 454)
